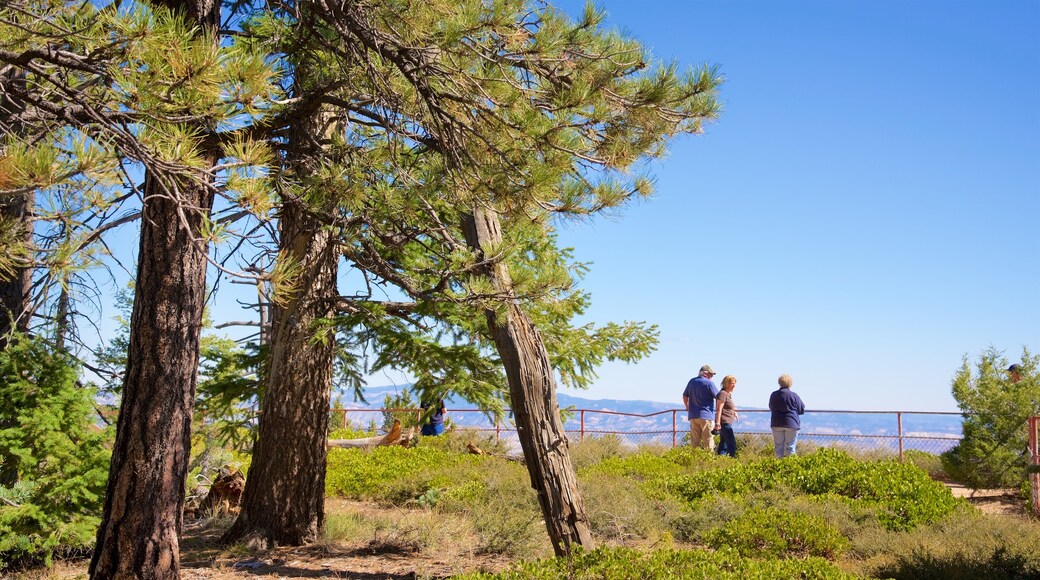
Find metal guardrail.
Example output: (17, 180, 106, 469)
(331, 407, 964, 461)
(1029, 416, 1040, 514)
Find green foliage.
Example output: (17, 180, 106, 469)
(418, 427, 511, 457)
(457, 471, 546, 557)
(568, 434, 632, 470)
(325, 445, 486, 500)
(661, 449, 962, 531)
(903, 449, 947, 481)
(862, 511, 1040, 579)
(942, 348, 1040, 490)
(196, 336, 262, 451)
(578, 471, 679, 545)
(455, 546, 857, 579)
(0, 336, 111, 569)
(703, 507, 849, 560)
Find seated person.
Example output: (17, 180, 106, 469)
(420, 398, 447, 436)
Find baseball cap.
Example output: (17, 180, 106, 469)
(1009, 364, 1022, 373)
(699, 365, 716, 375)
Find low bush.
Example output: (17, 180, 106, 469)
(568, 435, 629, 470)
(437, 463, 548, 558)
(578, 470, 679, 544)
(321, 508, 464, 555)
(455, 545, 858, 579)
(670, 493, 745, 543)
(902, 449, 946, 481)
(325, 445, 485, 500)
(859, 512, 1040, 579)
(662, 449, 963, 531)
(703, 506, 849, 560)
(418, 428, 511, 457)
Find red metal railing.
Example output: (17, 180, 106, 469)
(1030, 416, 1040, 514)
(331, 407, 963, 460)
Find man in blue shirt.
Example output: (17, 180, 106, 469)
(683, 365, 720, 451)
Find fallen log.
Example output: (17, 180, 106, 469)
(328, 419, 415, 449)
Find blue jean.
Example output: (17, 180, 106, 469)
(421, 422, 444, 436)
(771, 427, 799, 458)
(716, 423, 737, 457)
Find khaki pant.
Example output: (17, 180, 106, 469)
(689, 418, 715, 452)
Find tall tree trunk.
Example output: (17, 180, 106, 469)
(90, 1, 219, 577)
(0, 67, 32, 352)
(0, 62, 34, 489)
(89, 169, 216, 579)
(461, 207, 593, 557)
(224, 103, 338, 546)
(0, 190, 32, 350)
(223, 195, 338, 547)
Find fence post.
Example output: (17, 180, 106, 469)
(672, 410, 677, 448)
(1030, 416, 1039, 515)
(580, 410, 585, 442)
(496, 414, 501, 443)
(897, 412, 904, 462)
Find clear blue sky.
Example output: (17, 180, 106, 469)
(538, 0, 1039, 411)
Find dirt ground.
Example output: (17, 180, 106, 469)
(13, 487, 1033, 579)
(17, 500, 513, 580)
(945, 483, 1028, 517)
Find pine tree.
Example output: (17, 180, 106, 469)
(0, 334, 110, 569)
(225, 0, 721, 555)
(943, 348, 1040, 489)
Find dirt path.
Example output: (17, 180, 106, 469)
(946, 483, 1026, 516)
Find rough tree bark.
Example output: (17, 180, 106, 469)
(0, 61, 34, 489)
(89, 0, 220, 577)
(223, 200, 337, 547)
(223, 109, 339, 547)
(461, 206, 594, 557)
(0, 67, 32, 352)
(0, 191, 31, 349)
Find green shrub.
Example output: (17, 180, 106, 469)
(734, 432, 778, 458)
(903, 449, 946, 481)
(438, 462, 547, 557)
(325, 445, 482, 500)
(703, 506, 849, 560)
(670, 494, 745, 543)
(578, 470, 679, 544)
(328, 424, 376, 440)
(455, 545, 858, 579)
(662, 449, 963, 531)
(0, 336, 112, 570)
(581, 450, 687, 483)
(864, 512, 1040, 579)
(568, 434, 629, 470)
(418, 427, 511, 457)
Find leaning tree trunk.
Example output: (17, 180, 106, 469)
(462, 206, 593, 557)
(223, 163, 338, 546)
(90, 1, 220, 578)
